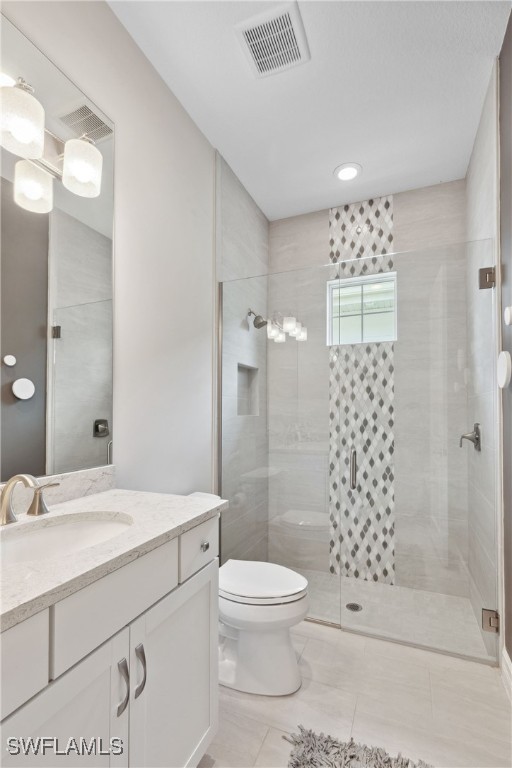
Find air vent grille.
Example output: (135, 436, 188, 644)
(237, 2, 310, 78)
(59, 105, 113, 143)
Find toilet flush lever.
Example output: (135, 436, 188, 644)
(459, 423, 481, 451)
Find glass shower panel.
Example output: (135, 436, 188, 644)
(267, 265, 340, 623)
(220, 274, 270, 565)
(335, 241, 498, 661)
(220, 238, 498, 662)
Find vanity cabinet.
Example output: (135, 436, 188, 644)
(0, 517, 220, 768)
(130, 561, 218, 767)
(1, 629, 129, 767)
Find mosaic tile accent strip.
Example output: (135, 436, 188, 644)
(329, 196, 393, 263)
(328, 195, 395, 584)
(329, 343, 395, 583)
(335, 253, 394, 279)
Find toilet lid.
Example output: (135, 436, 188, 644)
(219, 560, 308, 602)
(279, 509, 329, 531)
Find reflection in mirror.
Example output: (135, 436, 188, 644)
(0, 16, 114, 481)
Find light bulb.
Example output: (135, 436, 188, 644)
(267, 322, 279, 340)
(274, 331, 286, 343)
(0, 80, 45, 159)
(14, 160, 53, 213)
(20, 179, 43, 201)
(63, 137, 103, 198)
(289, 322, 302, 338)
(69, 159, 95, 183)
(0, 73, 16, 87)
(283, 316, 297, 333)
(10, 116, 39, 145)
(297, 327, 308, 341)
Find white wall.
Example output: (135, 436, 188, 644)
(3, 1, 216, 494)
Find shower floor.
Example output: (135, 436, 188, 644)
(299, 568, 493, 662)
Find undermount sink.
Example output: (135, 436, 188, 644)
(0, 511, 133, 566)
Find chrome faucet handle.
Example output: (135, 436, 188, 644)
(0, 474, 39, 526)
(26, 482, 60, 517)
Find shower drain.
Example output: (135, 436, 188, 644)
(346, 602, 363, 612)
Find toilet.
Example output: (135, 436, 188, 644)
(218, 559, 309, 696)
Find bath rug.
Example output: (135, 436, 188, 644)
(285, 726, 432, 768)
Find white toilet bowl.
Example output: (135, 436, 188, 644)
(218, 559, 309, 696)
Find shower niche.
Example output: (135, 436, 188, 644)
(237, 364, 259, 416)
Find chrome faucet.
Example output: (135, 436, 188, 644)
(0, 474, 39, 526)
(459, 423, 481, 451)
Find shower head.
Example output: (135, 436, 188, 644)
(248, 309, 268, 329)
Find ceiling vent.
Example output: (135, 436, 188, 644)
(59, 105, 113, 143)
(236, 2, 310, 78)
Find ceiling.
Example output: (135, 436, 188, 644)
(110, 1, 511, 221)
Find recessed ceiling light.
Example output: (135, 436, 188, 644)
(334, 163, 362, 181)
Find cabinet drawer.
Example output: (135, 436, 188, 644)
(1, 609, 49, 720)
(179, 515, 219, 582)
(52, 538, 178, 679)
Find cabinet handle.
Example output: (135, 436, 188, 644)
(117, 658, 130, 717)
(134, 643, 147, 699)
(200, 541, 210, 552)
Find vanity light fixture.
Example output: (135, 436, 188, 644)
(334, 162, 362, 181)
(0, 73, 16, 87)
(62, 136, 103, 198)
(14, 159, 53, 213)
(0, 77, 45, 159)
(267, 316, 308, 343)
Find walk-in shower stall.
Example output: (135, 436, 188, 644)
(219, 238, 499, 663)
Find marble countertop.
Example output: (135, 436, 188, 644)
(0, 489, 227, 632)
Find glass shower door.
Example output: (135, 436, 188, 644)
(220, 239, 499, 662)
(334, 241, 499, 662)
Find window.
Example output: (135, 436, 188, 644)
(327, 273, 397, 346)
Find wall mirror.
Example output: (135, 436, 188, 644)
(0, 16, 114, 481)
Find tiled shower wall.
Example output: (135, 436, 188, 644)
(268, 180, 471, 596)
(218, 155, 270, 563)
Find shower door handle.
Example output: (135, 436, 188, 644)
(350, 448, 357, 490)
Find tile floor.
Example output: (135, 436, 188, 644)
(199, 621, 511, 768)
(301, 569, 491, 660)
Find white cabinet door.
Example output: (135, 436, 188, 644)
(129, 560, 218, 768)
(1, 629, 130, 767)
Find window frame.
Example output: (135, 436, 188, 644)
(326, 271, 397, 346)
